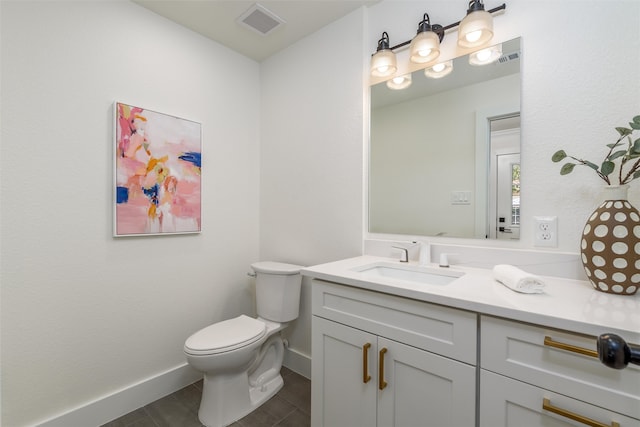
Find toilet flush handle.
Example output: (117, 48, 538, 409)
(247, 271, 257, 277)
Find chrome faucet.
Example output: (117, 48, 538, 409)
(392, 246, 409, 263)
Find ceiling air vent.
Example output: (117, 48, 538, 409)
(237, 3, 285, 36)
(498, 51, 520, 64)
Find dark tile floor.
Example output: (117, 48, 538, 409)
(101, 367, 310, 427)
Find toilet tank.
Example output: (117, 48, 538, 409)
(251, 262, 303, 322)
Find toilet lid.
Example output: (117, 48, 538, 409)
(251, 261, 302, 275)
(184, 315, 266, 356)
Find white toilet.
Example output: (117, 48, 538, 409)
(184, 261, 303, 427)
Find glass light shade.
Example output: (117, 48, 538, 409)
(469, 44, 502, 65)
(458, 10, 493, 48)
(386, 74, 412, 90)
(424, 60, 453, 79)
(409, 31, 440, 64)
(370, 49, 397, 77)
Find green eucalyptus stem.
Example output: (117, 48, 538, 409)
(552, 115, 640, 186)
(605, 134, 628, 184)
(621, 157, 640, 184)
(619, 153, 627, 184)
(606, 134, 626, 159)
(567, 155, 611, 184)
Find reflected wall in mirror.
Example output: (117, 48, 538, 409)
(369, 38, 521, 240)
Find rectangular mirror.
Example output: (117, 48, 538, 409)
(369, 38, 521, 240)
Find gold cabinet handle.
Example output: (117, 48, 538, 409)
(362, 343, 371, 383)
(379, 347, 388, 390)
(542, 398, 620, 427)
(544, 336, 598, 358)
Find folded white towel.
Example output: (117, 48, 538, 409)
(493, 264, 546, 294)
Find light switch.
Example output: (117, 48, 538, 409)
(451, 191, 471, 205)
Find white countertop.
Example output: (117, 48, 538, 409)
(302, 255, 640, 341)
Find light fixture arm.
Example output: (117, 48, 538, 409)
(385, 3, 506, 52)
(416, 13, 445, 43)
(467, 0, 487, 13)
(376, 31, 391, 51)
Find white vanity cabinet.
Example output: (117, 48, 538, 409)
(479, 315, 640, 427)
(311, 280, 477, 427)
(303, 256, 640, 427)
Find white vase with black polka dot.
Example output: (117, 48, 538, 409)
(581, 185, 640, 295)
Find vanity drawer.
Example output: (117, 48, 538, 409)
(481, 315, 640, 419)
(312, 279, 477, 364)
(480, 370, 638, 427)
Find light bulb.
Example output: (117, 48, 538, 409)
(424, 60, 453, 79)
(370, 48, 397, 77)
(386, 74, 412, 90)
(476, 48, 491, 61)
(469, 44, 502, 65)
(465, 30, 483, 43)
(409, 30, 440, 64)
(458, 8, 493, 48)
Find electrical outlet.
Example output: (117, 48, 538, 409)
(534, 216, 558, 247)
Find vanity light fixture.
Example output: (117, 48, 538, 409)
(386, 74, 412, 90)
(370, 2, 505, 78)
(370, 32, 397, 77)
(424, 60, 453, 79)
(409, 14, 443, 64)
(458, 0, 494, 48)
(469, 43, 502, 65)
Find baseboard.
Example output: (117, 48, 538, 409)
(36, 363, 202, 427)
(283, 346, 311, 379)
(35, 351, 310, 426)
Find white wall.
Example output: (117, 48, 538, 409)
(259, 9, 366, 368)
(367, 0, 640, 250)
(1, 1, 260, 425)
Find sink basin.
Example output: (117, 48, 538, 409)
(352, 262, 464, 286)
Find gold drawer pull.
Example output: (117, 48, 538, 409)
(544, 336, 598, 358)
(362, 343, 371, 384)
(379, 347, 388, 390)
(542, 398, 619, 427)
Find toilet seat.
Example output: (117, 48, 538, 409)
(184, 315, 266, 356)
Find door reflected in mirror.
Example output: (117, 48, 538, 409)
(369, 38, 521, 240)
(489, 116, 520, 240)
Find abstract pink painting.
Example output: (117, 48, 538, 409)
(114, 102, 201, 236)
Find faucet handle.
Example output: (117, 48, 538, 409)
(438, 253, 460, 268)
(418, 242, 431, 266)
(439, 253, 456, 268)
(391, 246, 409, 263)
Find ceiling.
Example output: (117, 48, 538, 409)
(132, 0, 375, 62)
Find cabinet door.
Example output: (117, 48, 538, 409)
(480, 370, 638, 427)
(377, 337, 476, 427)
(312, 316, 377, 427)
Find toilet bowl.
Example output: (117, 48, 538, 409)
(184, 262, 303, 427)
